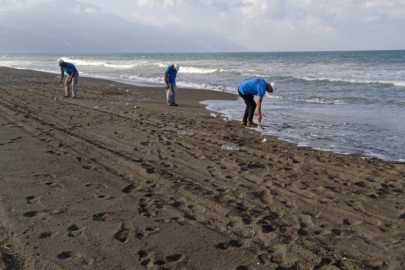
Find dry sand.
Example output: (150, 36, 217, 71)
(0, 67, 405, 270)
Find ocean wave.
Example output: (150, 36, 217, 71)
(297, 98, 345, 105)
(123, 75, 163, 84)
(175, 81, 236, 92)
(267, 95, 345, 105)
(122, 74, 238, 93)
(61, 58, 145, 69)
(180, 67, 220, 74)
(241, 73, 270, 78)
(156, 63, 167, 68)
(294, 76, 405, 88)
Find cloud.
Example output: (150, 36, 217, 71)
(240, 0, 269, 19)
(364, 0, 395, 9)
(131, 13, 183, 27)
(137, 0, 184, 9)
(4, 0, 403, 51)
(123, 0, 405, 50)
(72, 4, 105, 15)
(0, 0, 23, 6)
(84, 8, 104, 14)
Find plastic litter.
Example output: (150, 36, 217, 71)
(221, 145, 240, 151)
(94, 106, 99, 109)
(177, 130, 194, 136)
(258, 123, 264, 130)
(210, 113, 217, 118)
(223, 118, 228, 121)
(262, 138, 268, 143)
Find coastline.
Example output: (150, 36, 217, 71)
(1, 67, 405, 269)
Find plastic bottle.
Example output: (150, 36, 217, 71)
(221, 145, 240, 151)
(210, 113, 217, 118)
(177, 130, 194, 136)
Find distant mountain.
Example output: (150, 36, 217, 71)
(0, 0, 245, 53)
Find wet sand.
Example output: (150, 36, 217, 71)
(0, 67, 405, 270)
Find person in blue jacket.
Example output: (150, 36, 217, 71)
(164, 63, 180, 106)
(58, 59, 79, 98)
(238, 78, 277, 127)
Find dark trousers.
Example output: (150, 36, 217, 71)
(238, 89, 256, 123)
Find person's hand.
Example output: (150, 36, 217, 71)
(257, 115, 262, 123)
(165, 84, 169, 90)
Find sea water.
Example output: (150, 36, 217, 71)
(1, 51, 404, 161)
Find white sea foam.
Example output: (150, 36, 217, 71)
(175, 81, 236, 93)
(296, 98, 345, 105)
(295, 76, 405, 88)
(156, 63, 167, 68)
(62, 58, 146, 69)
(180, 67, 219, 74)
(119, 74, 236, 93)
(267, 95, 345, 105)
(241, 73, 269, 78)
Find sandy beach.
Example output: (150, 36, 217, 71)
(1, 67, 405, 270)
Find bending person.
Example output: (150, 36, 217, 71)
(58, 58, 79, 98)
(164, 63, 180, 106)
(238, 78, 277, 127)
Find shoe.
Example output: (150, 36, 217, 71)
(241, 121, 247, 126)
(247, 121, 258, 127)
(168, 104, 173, 106)
(72, 96, 76, 99)
(172, 103, 179, 107)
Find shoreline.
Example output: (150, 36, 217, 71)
(1, 67, 405, 269)
(5, 66, 403, 163)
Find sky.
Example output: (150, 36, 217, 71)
(1, 0, 405, 51)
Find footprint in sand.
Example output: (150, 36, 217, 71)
(140, 141, 151, 146)
(313, 258, 332, 270)
(57, 251, 93, 266)
(257, 253, 272, 265)
(67, 224, 85, 238)
(114, 222, 135, 243)
(39, 231, 58, 239)
(138, 198, 159, 218)
(166, 254, 183, 263)
(25, 196, 41, 204)
(137, 249, 154, 268)
(95, 194, 114, 200)
(216, 240, 243, 251)
(44, 180, 64, 188)
(280, 198, 297, 209)
(33, 173, 56, 181)
(82, 165, 96, 170)
(139, 163, 156, 174)
(184, 212, 197, 221)
(92, 212, 110, 222)
(23, 210, 51, 220)
(122, 183, 136, 193)
(137, 249, 184, 268)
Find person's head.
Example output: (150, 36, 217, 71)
(267, 82, 277, 93)
(174, 63, 180, 71)
(265, 82, 277, 97)
(58, 58, 65, 66)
